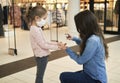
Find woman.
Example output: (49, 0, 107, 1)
(59, 10, 109, 83)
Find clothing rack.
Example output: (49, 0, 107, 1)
(8, 0, 17, 55)
(12, 0, 17, 55)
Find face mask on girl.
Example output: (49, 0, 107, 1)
(36, 19, 46, 27)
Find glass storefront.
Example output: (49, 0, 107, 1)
(80, 0, 120, 34)
(10, 0, 120, 35)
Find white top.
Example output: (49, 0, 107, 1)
(0, 0, 11, 7)
(30, 26, 59, 57)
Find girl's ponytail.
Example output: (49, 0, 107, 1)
(25, 6, 47, 28)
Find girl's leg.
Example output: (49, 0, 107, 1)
(35, 56, 48, 83)
(60, 70, 101, 83)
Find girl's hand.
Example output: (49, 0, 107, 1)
(65, 33, 72, 40)
(58, 42, 67, 50)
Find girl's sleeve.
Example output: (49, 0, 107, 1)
(31, 28, 59, 50)
(66, 39, 98, 64)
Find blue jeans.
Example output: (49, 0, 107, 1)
(35, 56, 48, 83)
(60, 70, 101, 83)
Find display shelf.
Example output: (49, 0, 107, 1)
(80, 0, 89, 10)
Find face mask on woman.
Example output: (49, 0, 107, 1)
(36, 19, 46, 27)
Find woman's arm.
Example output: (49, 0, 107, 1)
(72, 37, 82, 45)
(66, 39, 98, 64)
(65, 34, 81, 45)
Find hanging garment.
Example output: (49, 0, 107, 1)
(0, 4, 4, 36)
(21, 7, 29, 30)
(10, 4, 21, 27)
(0, 0, 11, 24)
(46, 11, 52, 26)
(114, 0, 120, 14)
(3, 6, 9, 24)
(52, 9, 62, 24)
(52, 9, 65, 27)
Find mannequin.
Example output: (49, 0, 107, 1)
(0, 0, 11, 24)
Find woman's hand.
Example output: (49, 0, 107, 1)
(58, 42, 67, 50)
(65, 33, 73, 40)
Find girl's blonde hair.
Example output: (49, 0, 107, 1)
(26, 6, 47, 26)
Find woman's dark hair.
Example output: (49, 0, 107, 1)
(26, 6, 47, 26)
(74, 10, 109, 59)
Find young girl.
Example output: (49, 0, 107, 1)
(26, 6, 59, 83)
(59, 10, 109, 83)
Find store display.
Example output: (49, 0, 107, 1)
(80, 0, 89, 11)
(0, 0, 11, 24)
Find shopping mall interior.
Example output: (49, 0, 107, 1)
(0, 0, 120, 83)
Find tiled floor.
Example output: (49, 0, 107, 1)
(0, 27, 120, 83)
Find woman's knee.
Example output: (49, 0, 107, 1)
(60, 72, 70, 81)
(60, 72, 72, 81)
(60, 72, 65, 80)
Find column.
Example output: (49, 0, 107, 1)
(67, 0, 80, 33)
(118, 0, 120, 33)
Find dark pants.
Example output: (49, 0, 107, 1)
(60, 70, 101, 83)
(35, 56, 48, 83)
(21, 16, 29, 30)
(3, 6, 9, 24)
(0, 21, 4, 36)
(0, 4, 4, 36)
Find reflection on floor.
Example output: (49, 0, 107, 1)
(0, 27, 120, 83)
